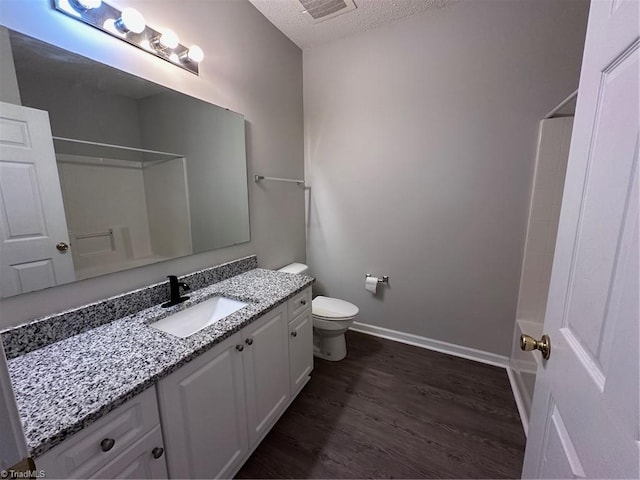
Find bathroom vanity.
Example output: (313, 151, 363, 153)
(1, 257, 313, 479)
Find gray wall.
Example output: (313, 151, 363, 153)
(0, 27, 20, 105)
(304, 0, 589, 356)
(17, 74, 145, 151)
(0, 0, 304, 328)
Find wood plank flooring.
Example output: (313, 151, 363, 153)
(236, 330, 525, 479)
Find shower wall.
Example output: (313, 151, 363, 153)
(143, 157, 193, 259)
(56, 155, 153, 262)
(56, 155, 192, 279)
(510, 116, 574, 431)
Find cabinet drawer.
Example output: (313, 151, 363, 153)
(288, 288, 311, 320)
(91, 425, 167, 479)
(37, 387, 160, 479)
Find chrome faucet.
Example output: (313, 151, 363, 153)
(162, 275, 190, 308)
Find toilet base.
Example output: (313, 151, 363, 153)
(313, 330, 347, 361)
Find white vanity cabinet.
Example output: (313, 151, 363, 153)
(35, 387, 167, 479)
(156, 331, 249, 479)
(157, 303, 290, 479)
(287, 288, 313, 395)
(35, 287, 313, 480)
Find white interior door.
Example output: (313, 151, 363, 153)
(0, 102, 75, 297)
(522, 0, 639, 478)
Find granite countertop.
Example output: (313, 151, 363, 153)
(7, 268, 313, 458)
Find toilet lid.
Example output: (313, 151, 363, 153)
(312, 296, 359, 319)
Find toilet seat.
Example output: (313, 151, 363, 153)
(312, 296, 359, 320)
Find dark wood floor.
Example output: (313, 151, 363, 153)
(236, 330, 525, 479)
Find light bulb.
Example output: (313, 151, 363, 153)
(159, 29, 179, 49)
(71, 0, 102, 10)
(187, 45, 204, 63)
(115, 7, 145, 34)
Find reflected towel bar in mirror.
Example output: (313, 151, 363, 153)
(254, 175, 305, 186)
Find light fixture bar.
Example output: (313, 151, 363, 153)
(53, 0, 201, 75)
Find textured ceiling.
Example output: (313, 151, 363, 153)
(248, 0, 453, 49)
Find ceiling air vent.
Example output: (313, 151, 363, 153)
(299, 0, 357, 24)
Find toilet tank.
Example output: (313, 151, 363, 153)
(277, 263, 309, 275)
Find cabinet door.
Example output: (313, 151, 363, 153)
(289, 309, 313, 395)
(157, 333, 248, 479)
(242, 304, 290, 446)
(91, 426, 167, 479)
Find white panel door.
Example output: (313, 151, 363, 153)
(522, 1, 639, 478)
(0, 102, 74, 296)
(242, 304, 290, 447)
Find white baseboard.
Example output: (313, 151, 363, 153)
(349, 321, 509, 368)
(506, 367, 530, 436)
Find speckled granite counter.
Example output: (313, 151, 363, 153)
(6, 268, 313, 458)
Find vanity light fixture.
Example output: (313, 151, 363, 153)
(71, 0, 102, 11)
(153, 29, 179, 49)
(53, 0, 203, 75)
(181, 45, 204, 64)
(114, 7, 146, 34)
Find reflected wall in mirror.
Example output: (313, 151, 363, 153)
(0, 28, 250, 298)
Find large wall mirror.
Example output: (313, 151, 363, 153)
(0, 28, 250, 298)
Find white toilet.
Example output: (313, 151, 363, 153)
(278, 263, 359, 361)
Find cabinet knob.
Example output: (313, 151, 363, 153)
(100, 438, 115, 452)
(236, 344, 244, 352)
(245, 338, 254, 346)
(300, 299, 307, 306)
(152, 447, 164, 459)
(290, 331, 297, 338)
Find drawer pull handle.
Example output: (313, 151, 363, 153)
(291, 331, 298, 337)
(152, 447, 164, 459)
(245, 338, 254, 346)
(100, 438, 115, 452)
(236, 344, 244, 352)
(300, 299, 307, 306)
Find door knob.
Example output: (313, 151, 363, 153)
(520, 334, 551, 360)
(56, 242, 69, 252)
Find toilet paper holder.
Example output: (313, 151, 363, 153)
(366, 274, 389, 284)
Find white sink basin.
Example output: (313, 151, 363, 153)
(150, 296, 248, 338)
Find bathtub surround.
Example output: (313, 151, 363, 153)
(304, 0, 589, 356)
(509, 116, 574, 430)
(0, 256, 258, 359)
(0, 0, 304, 328)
